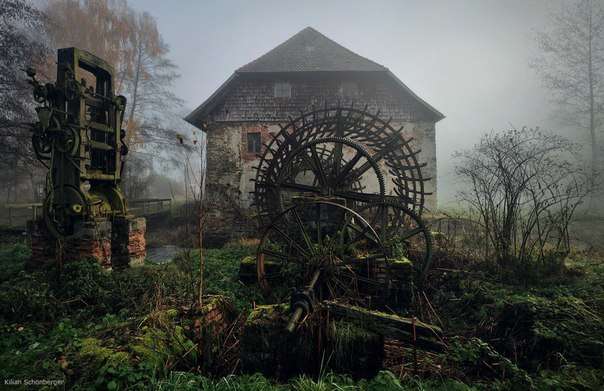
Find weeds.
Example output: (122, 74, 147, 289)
(0, 241, 603, 390)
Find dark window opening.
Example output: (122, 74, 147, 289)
(247, 132, 261, 153)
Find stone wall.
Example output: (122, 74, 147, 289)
(111, 216, 146, 269)
(203, 121, 255, 245)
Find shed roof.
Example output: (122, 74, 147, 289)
(185, 27, 444, 126)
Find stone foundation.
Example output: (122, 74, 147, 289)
(111, 216, 146, 269)
(27, 219, 57, 269)
(240, 303, 320, 379)
(65, 219, 113, 268)
(197, 295, 237, 338)
(203, 183, 256, 247)
(27, 215, 146, 270)
(240, 303, 385, 379)
(193, 296, 238, 372)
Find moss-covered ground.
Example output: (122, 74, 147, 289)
(0, 238, 603, 390)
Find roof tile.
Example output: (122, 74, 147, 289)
(237, 27, 387, 73)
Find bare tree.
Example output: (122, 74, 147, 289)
(121, 11, 182, 149)
(0, 0, 49, 202)
(455, 127, 593, 276)
(44, 0, 186, 202)
(44, 0, 183, 149)
(44, 0, 132, 87)
(531, 0, 604, 181)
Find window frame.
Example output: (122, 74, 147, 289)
(246, 132, 262, 154)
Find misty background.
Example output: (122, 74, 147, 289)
(125, 0, 567, 207)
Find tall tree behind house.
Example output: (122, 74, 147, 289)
(532, 0, 604, 183)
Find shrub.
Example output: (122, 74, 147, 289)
(455, 127, 593, 281)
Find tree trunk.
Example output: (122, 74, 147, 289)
(588, 0, 597, 210)
(127, 40, 143, 135)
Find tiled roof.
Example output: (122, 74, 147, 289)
(185, 27, 444, 125)
(238, 27, 387, 73)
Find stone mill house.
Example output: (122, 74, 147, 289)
(185, 27, 444, 245)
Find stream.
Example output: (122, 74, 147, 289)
(145, 245, 189, 264)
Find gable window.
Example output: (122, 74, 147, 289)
(273, 82, 291, 98)
(247, 132, 261, 154)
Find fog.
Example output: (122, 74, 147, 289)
(125, 0, 571, 207)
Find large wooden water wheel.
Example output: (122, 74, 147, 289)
(251, 106, 434, 331)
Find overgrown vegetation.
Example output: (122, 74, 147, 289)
(0, 236, 603, 390)
(454, 127, 595, 283)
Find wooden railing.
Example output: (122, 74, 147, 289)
(1, 203, 43, 227)
(128, 198, 173, 216)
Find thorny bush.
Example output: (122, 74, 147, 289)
(455, 127, 594, 281)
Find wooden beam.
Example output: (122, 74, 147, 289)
(323, 301, 445, 351)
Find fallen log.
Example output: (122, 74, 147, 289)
(323, 301, 445, 351)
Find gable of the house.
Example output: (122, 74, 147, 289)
(185, 27, 444, 126)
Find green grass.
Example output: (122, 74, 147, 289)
(202, 244, 265, 311)
(0, 241, 603, 390)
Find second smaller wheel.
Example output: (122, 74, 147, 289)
(256, 198, 390, 306)
(358, 200, 433, 285)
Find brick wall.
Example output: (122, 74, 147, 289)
(27, 217, 146, 269)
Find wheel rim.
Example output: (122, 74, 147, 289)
(257, 200, 389, 305)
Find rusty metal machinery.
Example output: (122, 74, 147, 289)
(26, 48, 129, 238)
(251, 106, 433, 331)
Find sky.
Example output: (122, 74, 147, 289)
(127, 0, 564, 206)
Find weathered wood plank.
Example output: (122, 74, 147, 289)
(323, 301, 445, 351)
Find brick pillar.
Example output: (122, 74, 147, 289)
(27, 219, 56, 270)
(64, 219, 112, 267)
(111, 216, 146, 269)
(27, 218, 113, 269)
(27, 217, 146, 270)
